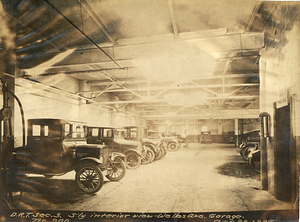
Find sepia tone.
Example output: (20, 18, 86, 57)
(0, 0, 299, 221)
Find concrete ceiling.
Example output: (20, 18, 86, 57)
(11, 0, 265, 122)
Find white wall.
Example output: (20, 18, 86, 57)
(12, 77, 135, 146)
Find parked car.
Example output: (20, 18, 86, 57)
(236, 130, 261, 173)
(13, 118, 126, 193)
(124, 126, 166, 160)
(223, 132, 235, 144)
(237, 130, 260, 159)
(161, 132, 181, 151)
(200, 131, 212, 143)
(86, 126, 144, 169)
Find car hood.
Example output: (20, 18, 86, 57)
(63, 140, 105, 149)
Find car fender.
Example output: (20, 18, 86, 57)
(124, 149, 141, 156)
(77, 157, 102, 168)
(143, 142, 158, 152)
(110, 152, 126, 161)
(168, 140, 178, 146)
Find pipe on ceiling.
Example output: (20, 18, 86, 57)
(17, 14, 68, 47)
(17, 51, 60, 69)
(43, 0, 123, 70)
(17, 0, 31, 14)
(16, 28, 73, 55)
(17, 4, 48, 29)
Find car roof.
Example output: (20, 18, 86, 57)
(28, 118, 86, 125)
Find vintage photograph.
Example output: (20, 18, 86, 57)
(0, 0, 299, 221)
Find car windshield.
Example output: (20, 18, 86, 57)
(125, 127, 138, 138)
(148, 131, 160, 139)
(64, 123, 85, 139)
(114, 129, 125, 139)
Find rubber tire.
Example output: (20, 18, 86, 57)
(248, 152, 261, 173)
(141, 150, 153, 165)
(106, 157, 126, 181)
(154, 148, 163, 160)
(145, 144, 156, 163)
(168, 142, 179, 152)
(76, 164, 104, 193)
(162, 146, 167, 157)
(125, 152, 141, 170)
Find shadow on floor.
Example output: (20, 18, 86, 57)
(15, 177, 110, 209)
(216, 162, 260, 180)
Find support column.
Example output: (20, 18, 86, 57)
(186, 120, 189, 148)
(259, 48, 269, 191)
(0, 1, 16, 207)
(235, 119, 239, 147)
(78, 80, 90, 123)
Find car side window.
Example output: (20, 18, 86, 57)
(92, 128, 98, 137)
(44, 125, 49, 136)
(103, 129, 112, 138)
(32, 125, 41, 136)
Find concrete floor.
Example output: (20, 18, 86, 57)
(19, 143, 294, 213)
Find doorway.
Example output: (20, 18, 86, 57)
(274, 104, 291, 201)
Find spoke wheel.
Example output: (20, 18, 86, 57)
(142, 150, 153, 165)
(168, 142, 179, 152)
(162, 146, 167, 157)
(154, 148, 163, 160)
(76, 164, 104, 193)
(125, 153, 141, 170)
(148, 149, 155, 163)
(248, 155, 261, 173)
(106, 157, 126, 181)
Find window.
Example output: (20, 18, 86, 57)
(64, 124, 70, 137)
(103, 129, 112, 138)
(92, 128, 98, 137)
(32, 125, 41, 136)
(44, 125, 49, 136)
(130, 128, 137, 138)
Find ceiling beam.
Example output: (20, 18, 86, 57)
(87, 73, 259, 86)
(167, 0, 179, 39)
(98, 95, 259, 105)
(46, 32, 264, 68)
(79, 0, 118, 45)
(99, 83, 259, 93)
(140, 109, 260, 120)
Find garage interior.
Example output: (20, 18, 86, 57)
(0, 0, 299, 218)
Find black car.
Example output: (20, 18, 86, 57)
(124, 126, 167, 160)
(200, 131, 212, 143)
(13, 119, 126, 193)
(86, 126, 143, 169)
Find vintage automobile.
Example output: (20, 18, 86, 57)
(124, 126, 166, 160)
(161, 132, 181, 151)
(13, 118, 126, 194)
(86, 126, 145, 169)
(237, 130, 260, 160)
(200, 131, 212, 144)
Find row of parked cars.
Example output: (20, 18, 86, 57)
(12, 118, 183, 194)
(236, 130, 261, 173)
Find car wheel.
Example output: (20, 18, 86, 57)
(141, 150, 153, 165)
(168, 142, 179, 152)
(154, 148, 163, 160)
(76, 164, 104, 193)
(125, 152, 141, 170)
(248, 152, 261, 173)
(106, 157, 126, 181)
(148, 149, 155, 162)
(162, 146, 167, 157)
